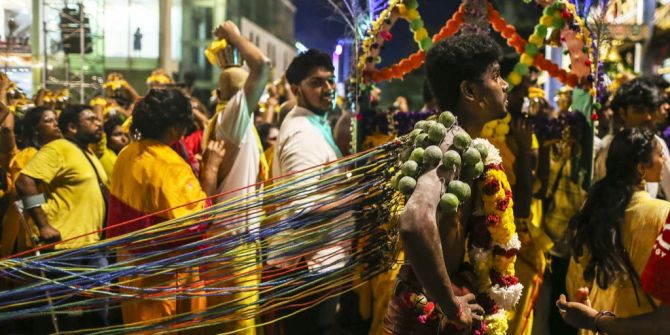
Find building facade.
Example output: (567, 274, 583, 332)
(3, 0, 295, 102)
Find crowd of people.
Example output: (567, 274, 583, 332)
(1, 18, 670, 335)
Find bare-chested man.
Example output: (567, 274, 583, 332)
(383, 34, 510, 334)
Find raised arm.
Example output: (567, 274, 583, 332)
(213, 21, 271, 115)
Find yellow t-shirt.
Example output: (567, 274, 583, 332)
(21, 139, 108, 249)
(98, 147, 117, 183)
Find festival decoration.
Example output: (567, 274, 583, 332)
(364, 5, 466, 83)
(357, 0, 403, 74)
(362, 1, 595, 89)
(358, 0, 441, 85)
(504, 1, 593, 89)
(392, 111, 521, 334)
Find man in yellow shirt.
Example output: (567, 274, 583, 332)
(15, 104, 109, 332)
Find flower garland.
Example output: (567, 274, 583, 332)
(481, 113, 511, 143)
(471, 139, 523, 335)
(397, 0, 433, 51)
(503, 1, 593, 89)
(367, 2, 590, 86)
(357, 0, 403, 73)
(366, 4, 465, 83)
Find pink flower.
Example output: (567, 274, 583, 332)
(497, 275, 520, 287)
(379, 31, 393, 41)
(473, 320, 488, 335)
(485, 214, 501, 227)
(497, 198, 510, 211)
(423, 301, 435, 315)
(418, 314, 428, 324)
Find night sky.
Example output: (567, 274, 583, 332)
(293, 0, 461, 68)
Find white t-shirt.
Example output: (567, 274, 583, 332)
(212, 90, 261, 233)
(268, 106, 348, 273)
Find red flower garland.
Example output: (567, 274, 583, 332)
(365, 1, 588, 87)
(487, 3, 584, 88)
(366, 4, 465, 83)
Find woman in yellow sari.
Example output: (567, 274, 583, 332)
(565, 128, 668, 335)
(107, 88, 225, 334)
(1, 106, 62, 258)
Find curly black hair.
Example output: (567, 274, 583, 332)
(425, 34, 502, 113)
(567, 128, 656, 290)
(103, 115, 125, 139)
(285, 49, 334, 85)
(58, 104, 94, 134)
(131, 88, 193, 140)
(610, 77, 661, 113)
(17, 106, 51, 148)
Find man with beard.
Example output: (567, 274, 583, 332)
(268, 49, 351, 334)
(383, 34, 511, 334)
(16, 104, 109, 331)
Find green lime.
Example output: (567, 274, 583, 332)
(453, 131, 472, 151)
(400, 147, 413, 162)
(423, 145, 443, 167)
(462, 147, 482, 166)
(474, 142, 489, 161)
(442, 150, 462, 170)
(447, 180, 471, 202)
(401, 160, 419, 177)
(410, 147, 425, 162)
(439, 193, 460, 213)
(409, 128, 423, 141)
(414, 120, 428, 131)
(414, 133, 429, 147)
(428, 123, 447, 144)
(460, 161, 484, 180)
(399, 176, 417, 195)
(439, 111, 456, 128)
(473, 161, 484, 177)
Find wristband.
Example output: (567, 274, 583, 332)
(21, 193, 46, 210)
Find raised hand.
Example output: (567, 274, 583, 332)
(556, 293, 598, 331)
(213, 21, 241, 41)
(202, 139, 226, 173)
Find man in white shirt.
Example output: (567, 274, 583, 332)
(594, 77, 670, 198)
(200, 20, 270, 335)
(269, 49, 351, 334)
